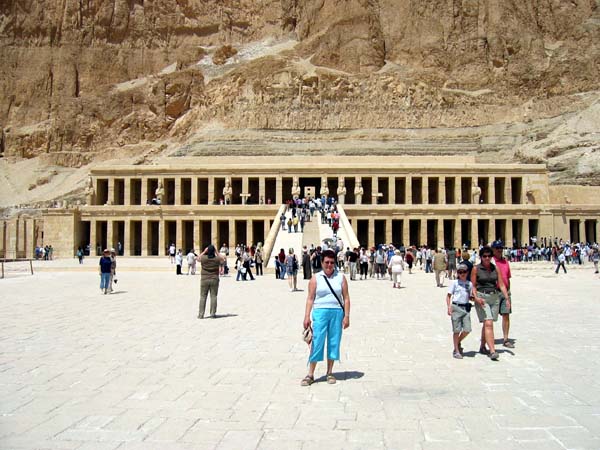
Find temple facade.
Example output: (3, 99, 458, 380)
(2, 156, 599, 258)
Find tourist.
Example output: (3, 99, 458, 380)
(186, 249, 197, 275)
(433, 249, 447, 287)
(375, 246, 387, 279)
(242, 246, 255, 280)
(368, 247, 376, 277)
(460, 250, 473, 279)
(555, 249, 567, 274)
(347, 247, 358, 281)
(311, 246, 323, 274)
(416, 248, 423, 270)
(389, 250, 405, 289)
(301, 250, 351, 386)
(471, 246, 510, 361)
(425, 248, 433, 273)
(175, 249, 183, 275)
(77, 247, 84, 264)
(197, 245, 225, 319)
(405, 248, 414, 274)
(286, 248, 299, 292)
(254, 243, 264, 276)
(359, 247, 369, 280)
(592, 247, 599, 274)
(169, 243, 176, 263)
(109, 248, 117, 292)
(302, 246, 312, 280)
(99, 249, 112, 295)
(492, 241, 514, 348)
(219, 243, 229, 276)
(446, 263, 474, 359)
(278, 248, 287, 279)
(447, 247, 457, 280)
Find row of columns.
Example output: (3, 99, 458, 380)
(87, 218, 271, 256)
(0, 218, 40, 259)
(95, 174, 521, 206)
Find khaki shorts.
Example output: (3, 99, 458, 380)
(475, 291, 500, 323)
(451, 304, 472, 333)
(499, 291, 512, 315)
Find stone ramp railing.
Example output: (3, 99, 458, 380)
(265, 206, 303, 267)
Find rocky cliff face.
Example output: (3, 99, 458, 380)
(1, 0, 599, 202)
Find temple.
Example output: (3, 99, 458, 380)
(2, 156, 599, 259)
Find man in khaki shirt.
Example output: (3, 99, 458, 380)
(433, 249, 448, 288)
(197, 245, 225, 319)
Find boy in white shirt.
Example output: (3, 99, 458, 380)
(446, 263, 474, 359)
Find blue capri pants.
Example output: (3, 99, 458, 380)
(309, 308, 344, 363)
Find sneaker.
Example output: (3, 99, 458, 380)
(453, 351, 463, 359)
(479, 346, 490, 355)
(458, 345, 464, 355)
(503, 340, 515, 348)
(489, 352, 499, 361)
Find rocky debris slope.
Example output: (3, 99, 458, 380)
(0, 0, 599, 207)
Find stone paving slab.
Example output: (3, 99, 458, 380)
(1, 259, 599, 449)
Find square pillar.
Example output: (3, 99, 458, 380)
(522, 218, 530, 246)
(246, 220, 253, 245)
(371, 177, 379, 205)
(123, 219, 131, 256)
(259, 177, 266, 204)
(422, 177, 429, 205)
(124, 178, 131, 206)
(420, 218, 427, 247)
(25, 219, 35, 259)
(276, 176, 283, 204)
(229, 219, 236, 248)
(141, 220, 149, 256)
(579, 218, 586, 243)
(194, 220, 201, 252)
(208, 177, 215, 205)
(454, 177, 461, 205)
(264, 219, 270, 241)
(454, 219, 462, 249)
(174, 178, 182, 206)
(368, 218, 375, 249)
(176, 219, 183, 251)
(506, 218, 514, 247)
(505, 178, 513, 205)
(211, 219, 218, 246)
(158, 220, 165, 256)
(439, 177, 446, 204)
(107, 220, 114, 250)
(385, 218, 393, 244)
(388, 177, 396, 204)
(191, 178, 199, 205)
(489, 177, 496, 205)
(402, 219, 409, 247)
(406, 176, 412, 205)
(471, 218, 480, 248)
(489, 217, 496, 243)
(141, 178, 148, 205)
(107, 178, 115, 205)
(89, 219, 97, 256)
(437, 218, 444, 249)
(241, 177, 250, 205)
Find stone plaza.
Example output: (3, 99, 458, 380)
(1, 258, 599, 449)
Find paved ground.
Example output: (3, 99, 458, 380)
(1, 258, 600, 450)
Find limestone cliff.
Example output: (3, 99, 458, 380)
(1, 0, 600, 207)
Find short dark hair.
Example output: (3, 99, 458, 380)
(480, 246, 493, 257)
(207, 245, 216, 258)
(322, 249, 336, 262)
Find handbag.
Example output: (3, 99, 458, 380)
(302, 326, 313, 345)
(321, 274, 345, 312)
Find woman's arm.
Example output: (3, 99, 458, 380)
(471, 266, 484, 306)
(341, 276, 351, 329)
(303, 276, 316, 329)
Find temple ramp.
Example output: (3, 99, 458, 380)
(266, 208, 303, 266)
(316, 205, 360, 250)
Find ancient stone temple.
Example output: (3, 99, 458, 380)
(23, 155, 599, 259)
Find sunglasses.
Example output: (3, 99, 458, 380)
(457, 270, 467, 274)
(322, 261, 336, 265)
(481, 255, 492, 258)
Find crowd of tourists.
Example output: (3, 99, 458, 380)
(34, 245, 54, 260)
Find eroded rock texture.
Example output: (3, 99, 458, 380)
(1, 0, 599, 185)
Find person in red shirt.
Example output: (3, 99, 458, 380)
(492, 240, 514, 348)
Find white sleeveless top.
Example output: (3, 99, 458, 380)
(314, 271, 344, 309)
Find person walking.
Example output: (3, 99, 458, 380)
(592, 247, 599, 274)
(471, 246, 510, 361)
(175, 249, 183, 275)
(286, 248, 299, 291)
(446, 263, 474, 359)
(433, 249, 447, 287)
(555, 249, 567, 274)
(389, 250, 405, 288)
(302, 246, 312, 280)
(254, 243, 264, 276)
(186, 249, 197, 275)
(242, 247, 255, 281)
(492, 241, 514, 348)
(109, 248, 117, 293)
(301, 250, 351, 386)
(278, 248, 287, 279)
(77, 247, 84, 264)
(169, 243, 176, 263)
(197, 245, 225, 319)
(99, 249, 112, 294)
